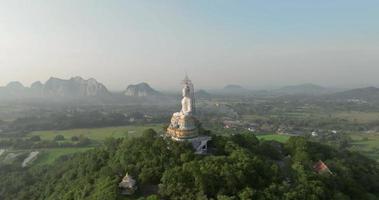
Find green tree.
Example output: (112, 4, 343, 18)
(53, 135, 65, 141)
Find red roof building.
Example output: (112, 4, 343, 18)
(313, 160, 333, 175)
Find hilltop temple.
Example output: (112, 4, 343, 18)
(167, 76, 211, 153)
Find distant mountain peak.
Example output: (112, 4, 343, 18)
(47, 76, 62, 81)
(224, 84, 244, 90)
(44, 76, 110, 97)
(6, 81, 25, 89)
(195, 89, 212, 99)
(71, 76, 84, 80)
(327, 86, 379, 102)
(284, 83, 324, 89)
(363, 86, 379, 90)
(31, 81, 43, 89)
(273, 83, 330, 95)
(124, 82, 160, 97)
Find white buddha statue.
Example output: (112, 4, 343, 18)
(181, 85, 193, 115)
(168, 77, 197, 136)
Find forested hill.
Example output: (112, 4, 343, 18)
(1, 130, 378, 200)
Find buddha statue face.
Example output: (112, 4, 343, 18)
(182, 85, 190, 97)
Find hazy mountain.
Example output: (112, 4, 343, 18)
(325, 87, 379, 102)
(210, 84, 253, 95)
(124, 82, 160, 97)
(6, 81, 25, 90)
(30, 81, 43, 90)
(224, 84, 245, 90)
(195, 89, 212, 99)
(43, 76, 110, 97)
(0, 81, 29, 98)
(0, 76, 110, 101)
(272, 83, 334, 96)
(30, 81, 44, 97)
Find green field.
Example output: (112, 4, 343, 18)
(34, 147, 94, 166)
(349, 132, 379, 161)
(27, 124, 163, 141)
(257, 134, 291, 143)
(19, 124, 163, 165)
(0, 148, 93, 166)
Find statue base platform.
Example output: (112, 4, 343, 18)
(166, 127, 199, 140)
(166, 127, 211, 154)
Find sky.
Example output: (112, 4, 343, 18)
(0, 0, 378, 90)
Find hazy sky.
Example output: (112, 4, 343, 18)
(0, 0, 378, 90)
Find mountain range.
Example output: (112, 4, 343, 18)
(0, 76, 110, 100)
(0, 77, 167, 104)
(1, 77, 379, 103)
(272, 83, 340, 96)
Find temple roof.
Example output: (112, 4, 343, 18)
(119, 173, 136, 189)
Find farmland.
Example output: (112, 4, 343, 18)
(27, 124, 163, 141)
(0, 124, 163, 167)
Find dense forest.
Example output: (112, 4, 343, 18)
(1, 129, 378, 200)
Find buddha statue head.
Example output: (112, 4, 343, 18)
(182, 85, 191, 98)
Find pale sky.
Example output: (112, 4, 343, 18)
(0, 0, 378, 90)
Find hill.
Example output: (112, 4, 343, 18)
(326, 87, 379, 102)
(211, 84, 252, 95)
(0, 131, 378, 200)
(195, 89, 212, 99)
(124, 82, 160, 97)
(5, 81, 25, 90)
(0, 81, 31, 98)
(223, 84, 245, 90)
(272, 83, 332, 96)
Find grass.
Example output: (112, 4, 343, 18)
(0, 148, 93, 166)
(349, 132, 379, 161)
(27, 124, 163, 141)
(257, 134, 291, 143)
(34, 147, 94, 166)
(18, 124, 163, 165)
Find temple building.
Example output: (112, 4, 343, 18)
(167, 75, 211, 154)
(119, 173, 137, 195)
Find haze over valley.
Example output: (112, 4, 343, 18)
(1, 1, 379, 200)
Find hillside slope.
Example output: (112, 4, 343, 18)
(0, 131, 378, 200)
